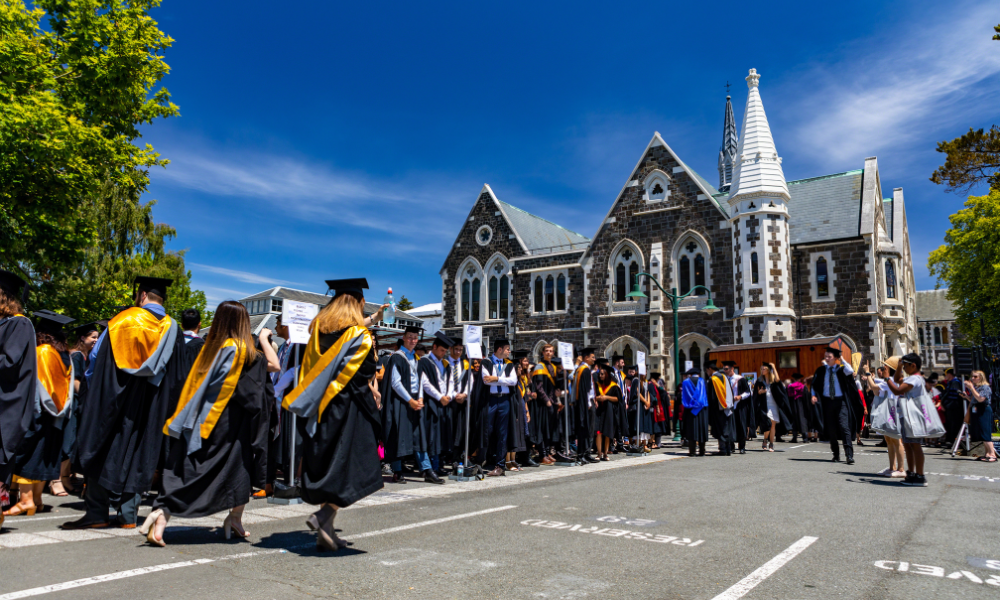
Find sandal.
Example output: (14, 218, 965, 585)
(976, 456, 997, 462)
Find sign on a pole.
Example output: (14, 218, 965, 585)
(685, 360, 694, 372)
(558, 342, 574, 370)
(637, 351, 646, 375)
(282, 300, 319, 344)
(464, 325, 483, 359)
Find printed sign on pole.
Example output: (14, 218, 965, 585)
(282, 299, 319, 345)
(685, 360, 694, 372)
(637, 351, 646, 375)
(558, 342, 574, 370)
(464, 325, 483, 359)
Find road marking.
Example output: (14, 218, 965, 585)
(348, 505, 516, 540)
(520, 519, 703, 546)
(710, 536, 818, 600)
(873, 560, 1000, 586)
(787, 444, 807, 449)
(0, 550, 284, 600)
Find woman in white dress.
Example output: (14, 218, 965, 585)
(753, 363, 791, 452)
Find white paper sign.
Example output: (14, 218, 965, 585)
(685, 360, 694, 372)
(637, 351, 646, 375)
(463, 325, 483, 359)
(558, 342, 574, 370)
(282, 299, 319, 345)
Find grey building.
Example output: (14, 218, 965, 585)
(439, 69, 919, 387)
(916, 289, 961, 371)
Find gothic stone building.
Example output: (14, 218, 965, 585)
(439, 69, 919, 387)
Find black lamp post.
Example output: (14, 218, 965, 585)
(625, 273, 720, 395)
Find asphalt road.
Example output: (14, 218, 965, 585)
(2, 439, 998, 600)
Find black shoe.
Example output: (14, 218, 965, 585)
(846, 458, 855, 465)
(391, 472, 407, 484)
(523, 458, 540, 467)
(423, 469, 445, 485)
(857, 440, 865, 446)
(688, 451, 696, 457)
(434, 468, 448, 478)
(831, 456, 841, 462)
(739, 449, 746, 455)
(555, 452, 575, 462)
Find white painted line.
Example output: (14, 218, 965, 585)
(349, 505, 517, 540)
(787, 444, 807, 449)
(0, 550, 285, 600)
(710, 536, 818, 600)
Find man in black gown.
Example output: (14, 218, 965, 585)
(572, 348, 598, 463)
(481, 339, 517, 477)
(724, 361, 753, 454)
(0, 271, 35, 505)
(811, 347, 861, 465)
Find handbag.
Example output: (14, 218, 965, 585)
(870, 393, 901, 439)
(901, 386, 946, 439)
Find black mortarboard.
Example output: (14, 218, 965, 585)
(134, 276, 173, 300)
(722, 361, 737, 368)
(595, 357, 609, 365)
(578, 347, 596, 358)
(33, 309, 75, 334)
(611, 354, 623, 362)
(824, 346, 842, 358)
(325, 278, 369, 299)
(627, 365, 638, 372)
(598, 363, 616, 374)
(513, 349, 530, 360)
(493, 338, 510, 351)
(0, 270, 29, 306)
(927, 372, 940, 382)
(73, 321, 103, 338)
(403, 325, 422, 335)
(792, 372, 804, 379)
(944, 367, 955, 376)
(433, 331, 456, 348)
(685, 368, 700, 375)
(704, 359, 718, 370)
(650, 372, 661, 379)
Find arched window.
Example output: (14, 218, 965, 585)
(885, 260, 896, 299)
(676, 237, 708, 296)
(488, 277, 499, 319)
(545, 275, 554, 311)
(751, 252, 759, 285)
(500, 275, 509, 319)
(623, 344, 633, 368)
(816, 257, 829, 297)
(471, 278, 480, 320)
(919, 328, 925, 345)
(934, 327, 942, 345)
(942, 327, 949, 345)
(690, 342, 701, 371)
(534, 277, 543, 312)
(461, 280, 471, 322)
(556, 274, 566, 311)
(613, 246, 639, 302)
(679, 348, 687, 370)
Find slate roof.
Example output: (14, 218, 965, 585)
(496, 200, 590, 254)
(786, 169, 864, 245)
(239, 287, 423, 322)
(915, 289, 956, 322)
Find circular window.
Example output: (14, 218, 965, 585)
(476, 225, 493, 246)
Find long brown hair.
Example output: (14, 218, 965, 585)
(200, 301, 258, 369)
(311, 293, 365, 335)
(37, 331, 67, 353)
(0, 288, 22, 318)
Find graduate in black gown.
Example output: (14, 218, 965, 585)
(594, 363, 621, 461)
(723, 361, 754, 454)
(514, 352, 539, 468)
(681, 368, 709, 456)
(282, 279, 384, 550)
(571, 348, 598, 463)
(67, 276, 187, 530)
(753, 363, 793, 452)
(706, 360, 735, 456)
(531, 346, 561, 463)
(141, 301, 277, 547)
(58, 321, 102, 496)
(5, 310, 75, 517)
(505, 350, 530, 470)
(418, 332, 456, 477)
(446, 345, 472, 470)
(0, 271, 35, 522)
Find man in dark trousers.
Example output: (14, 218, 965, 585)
(481, 339, 517, 477)
(724, 361, 753, 454)
(571, 348, 598, 463)
(811, 347, 862, 465)
(940, 367, 966, 447)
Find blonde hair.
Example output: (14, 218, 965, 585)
(971, 370, 990, 388)
(760, 363, 779, 384)
(312, 293, 365, 335)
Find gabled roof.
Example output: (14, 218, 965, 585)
(786, 169, 864, 245)
(495, 198, 590, 254)
(915, 289, 956, 322)
(238, 287, 423, 321)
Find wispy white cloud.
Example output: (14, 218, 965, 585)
(785, 2, 1000, 167)
(189, 262, 298, 286)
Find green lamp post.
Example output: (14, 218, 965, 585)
(626, 273, 720, 439)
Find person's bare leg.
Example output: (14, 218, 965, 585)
(913, 446, 925, 475)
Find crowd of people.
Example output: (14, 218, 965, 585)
(1, 269, 996, 550)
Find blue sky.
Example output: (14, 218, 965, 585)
(144, 0, 1000, 310)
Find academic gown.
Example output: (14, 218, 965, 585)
(13, 346, 72, 482)
(732, 377, 755, 443)
(62, 351, 88, 464)
(76, 308, 185, 495)
(753, 381, 794, 436)
(156, 356, 272, 517)
(297, 330, 382, 507)
(531, 362, 559, 447)
(613, 371, 629, 439)
(462, 366, 491, 461)
(708, 372, 736, 442)
(509, 376, 528, 453)
(380, 352, 426, 462)
(595, 381, 621, 438)
(811, 365, 864, 439)
(448, 361, 474, 456)
(571, 366, 596, 449)
(649, 383, 669, 435)
(682, 378, 709, 444)
(0, 315, 36, 485)
(416, 357, 448, 457)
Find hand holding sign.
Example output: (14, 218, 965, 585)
(464, 325, 483, 359)
(558, 342, 574, 371)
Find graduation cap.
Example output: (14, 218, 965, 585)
(33, 309, 74, 335)
(578, 347, 597, 358)
(927, 372, 940, 382)
(685, 367, 700, 376)
(595, 357, 609, 365)
(650, 372, 661, 379)
(73, 321, 103, 339)
(611, 354, 623, 362)
(325, 278, 368, 299)
(0, 270, 29, 306)
(722, 360, 737, 368)
(627, 365, 638, 372)
(133, 276, 173, 301)
(432, 331, 456, 348)
(791, 372, 804, 379)
(824, 346, 842, 358)
(704, 359, 719, 370)
(493, 338, 510, 351)
(512, 349, 530, 360)
(597, 363, 616, 374)
(944, 367, 955, 376)
(403, 325, 422, 335)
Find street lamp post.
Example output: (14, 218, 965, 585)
(625, 273, 720, 414)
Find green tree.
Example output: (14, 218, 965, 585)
(930, 24, 1000, 193)
(928, 189, 1000, 343)
(396, 296, 414, 311)
(0, 0, 178, 279)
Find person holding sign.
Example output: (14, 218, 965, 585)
(481, 339, 517, 477)
(281, 278, 386, 550)
(142, 301, 276, 547)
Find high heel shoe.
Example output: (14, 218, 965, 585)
(141, 509, 167, 547)
(222, 513, 249, 540)
(306, 505, 335, 533)
(3, 503, 36, 517)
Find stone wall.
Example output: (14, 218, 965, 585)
(791, 239, 872, 318)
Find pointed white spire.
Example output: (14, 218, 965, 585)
(728, 68, 789, 202)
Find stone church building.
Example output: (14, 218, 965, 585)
(439, 69, 919, 387)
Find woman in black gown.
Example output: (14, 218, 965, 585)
(282, 279, 384, 551)
(594, 364, 621, 461)
(141, 301, 278, 547)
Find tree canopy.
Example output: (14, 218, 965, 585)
(396, 295, 414, 311)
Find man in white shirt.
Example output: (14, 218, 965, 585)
(481, 339, 517, 477)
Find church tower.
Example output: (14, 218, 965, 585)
(718, 93, 738, 193)
(727, 68, 795, 344)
